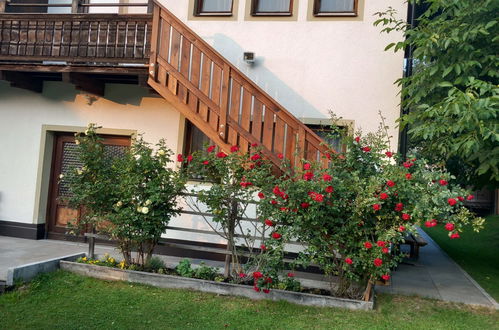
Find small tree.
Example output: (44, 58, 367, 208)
(184, 144, 275, 278)
(66, 124, 186, 266)
(375, 0, 498, 187)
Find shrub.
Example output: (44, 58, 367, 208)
(145, 257, 166, 273)
(258, 121, 484, 299)
(175, 259, 194, 278)
(65, 124, 186, 266)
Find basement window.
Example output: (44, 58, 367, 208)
(313, 0, 358, 17)
(251, 0, 293, 16)
(194, 0, 234, 16)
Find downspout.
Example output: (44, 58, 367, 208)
(398, 1, 416, 159)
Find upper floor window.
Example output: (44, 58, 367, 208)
(194, 0, 234, 16)
(313, 0, 358, 17)
(251, 0, 293, 16)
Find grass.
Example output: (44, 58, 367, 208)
(424, 215, 499, 301)
(0, 271, 498, 330)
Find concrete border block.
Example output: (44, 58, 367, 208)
(6, 253, 86, 286)
(60, 261, 374, 310)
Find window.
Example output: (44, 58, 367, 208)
(307, 124, 346, 153)
(194, 0, 234, 16)
(183, 120, 212, 157)
(251, 0, 293, 16)
(313, 0, 357, 17)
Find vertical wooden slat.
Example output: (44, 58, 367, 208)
(219, 64, 231, 143)
(240, 88, 252, 153)
(177, 36, 191, 103)
(297, 126, 306, 163)
(227, 79, 241, 146)
(188, 46, 202, 113)
(286, 125, 296, 168)
(158, 19, 170, 60)
(169, 28, 181, 68)
(198, 54, 212, 121)
(262, 107, 274, 150)
(274, 117, 286, 155)
(251, 98, 263, 143)
(211, 64, 222, 105)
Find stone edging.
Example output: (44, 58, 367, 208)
(60, 261, 374, 310)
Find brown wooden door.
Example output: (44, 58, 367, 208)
(46, 133, 130, 240)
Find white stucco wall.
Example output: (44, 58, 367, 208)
(158, 0, 406, 145)
(0, 81, 181, 225)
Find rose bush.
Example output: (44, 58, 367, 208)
(65, 124, 186, 266)
(258, 123, 485, 300)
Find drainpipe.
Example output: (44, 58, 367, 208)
(398, 1, 417, 159)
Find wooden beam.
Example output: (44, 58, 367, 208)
(62, 72, 105, 96)
(0, 71, 44, 93)
(0, 64, 147, 75)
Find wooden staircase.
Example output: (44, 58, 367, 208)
(148, 1, 330, 168)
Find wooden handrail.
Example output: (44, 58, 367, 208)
(148, 0, 331, 169)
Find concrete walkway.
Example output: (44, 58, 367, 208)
(376, 228, 499, 309)
(1, 233, 497, 309)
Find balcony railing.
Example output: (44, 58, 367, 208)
(0, 1, 152, 66)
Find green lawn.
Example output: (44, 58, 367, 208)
(424, 215, 499, 301)
(0, 271, 498, 330)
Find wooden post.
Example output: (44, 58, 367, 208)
(71, 0, 80, 14)
(0, 0, 6, 13)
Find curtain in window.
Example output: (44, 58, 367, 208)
(201, 0, 232, 12)
(319, 0, 354, 12)
(256, 0, 291, 12)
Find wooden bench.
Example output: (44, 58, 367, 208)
(402, 233, 428, 259)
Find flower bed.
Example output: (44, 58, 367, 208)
(59, 260, 374, 310)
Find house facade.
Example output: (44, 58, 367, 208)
(0, 0, 407, 243)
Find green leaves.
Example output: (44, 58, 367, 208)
(377, 0, 499, 187)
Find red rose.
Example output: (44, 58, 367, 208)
(425, 219, 438, 228)
(372, 204, 381, 211)
(457, 196, 464, 202)
(263, 289, 270, 294)
(382, 247, 389, 254)
(251, 143, 258, 147)
(395, 203, 404, 212)
(277, 153, 284, 159)
(379, 193, 388, 200)
(364, 242, 373, 249)
(377, 241, 386, 247)
(381, 274, 390, 281)
(265, 277, 273, 284)
(325, 186, 334, 193)
(374, 258, 383, 267)
(385, 151, 393, 158)
(264, 219, 274, 226)
(448, 198, 457, 206)
(354, 136, 360, 143)
(398, 226, 406, 232)
(239, 273, 247, 278)
(280, 207, 288, 212)
(240, 181, 252, 188)
(260, 244, 266, 251)
(187, 155, 193, 162)
(272, 232, 282, 240)
(444, 223, 455, 231)
(287, 272, 295, 277)
(450, 232, 460, 239)
(253, 286, 260, 292)
(273, 186, 281, 195)
(207, 145, 216, 152)
(216, 151, 227, 158)
(303, 172, 314, 181)
(323, 173, 332, 182)
(405, 173, 412, 180)
(303, 163, 311, 170)
(362, 146, 371, 152)
(402, 213, 411, 221)
(177, 154, 184, 162)
(386, 180, 395, 187)
(314, 194, 324, 202)
(250, 153, 261, 161)
(467, 194, 474, 201)
(301, 202, 310, 209)
(345, 258, 353, 265)
(270, 200, 278, 205)
(253, 271, 263, 279)
(403, 162, 413, 168)
(230, 145, 239, 152)
(258, 192, 265, 199)
(439, 179, 448, 186)
(202, 160, 209, 165)
(281, 193, 289, 200)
